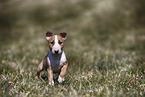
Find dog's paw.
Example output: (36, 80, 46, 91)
(58, 76, 64, 83)
(49, 81, 54, 86)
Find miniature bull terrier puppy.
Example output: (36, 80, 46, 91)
(35, 31, 68, 85)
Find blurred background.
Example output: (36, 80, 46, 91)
(0, 0, 145, 67)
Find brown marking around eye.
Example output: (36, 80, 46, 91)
(48, 36, 55, 49)
(58, 36, 64, 48)
(50, 40, 54, 44)
(59, 40, 62, 44)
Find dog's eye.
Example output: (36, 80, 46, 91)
(59, 40, 62, 44)
(50, 41, 54, 44)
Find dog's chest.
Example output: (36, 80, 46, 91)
(47, 50, 66, 73)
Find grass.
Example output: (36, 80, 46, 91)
(0, 0, 145, 96)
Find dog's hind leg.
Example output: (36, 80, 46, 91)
(35, 61, 43, 79)
(35, 61, 47, 83)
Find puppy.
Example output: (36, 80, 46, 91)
(35, 31, 68, 85)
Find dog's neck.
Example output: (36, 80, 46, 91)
(48, 50, 63, 66)
(48, 50, 63, 59)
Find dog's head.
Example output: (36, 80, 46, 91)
(46, 31, 67, 54)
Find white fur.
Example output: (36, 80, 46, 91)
(49, 80, 54, 85)
(60, 51, 67, 66)
(52, 35, 61, 54)
(58, 75, 64, 83)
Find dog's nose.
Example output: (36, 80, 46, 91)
(54, 50, 59, 54)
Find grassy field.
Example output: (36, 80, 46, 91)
(0, 0, 145, 96)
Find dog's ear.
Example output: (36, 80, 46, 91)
(59, 32, 67, 40)
(46, 31, 53, 40)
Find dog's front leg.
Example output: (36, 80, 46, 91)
(47, 68, 54, 85)
(58, 62, 68, 83)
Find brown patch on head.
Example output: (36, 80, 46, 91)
(46, 31, 54, 49)
(58, 32, 67, 48)
(48, 36, 55, 49)
(58, 35, 65, 48)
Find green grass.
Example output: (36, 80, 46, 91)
(0, 0, 145, 96)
